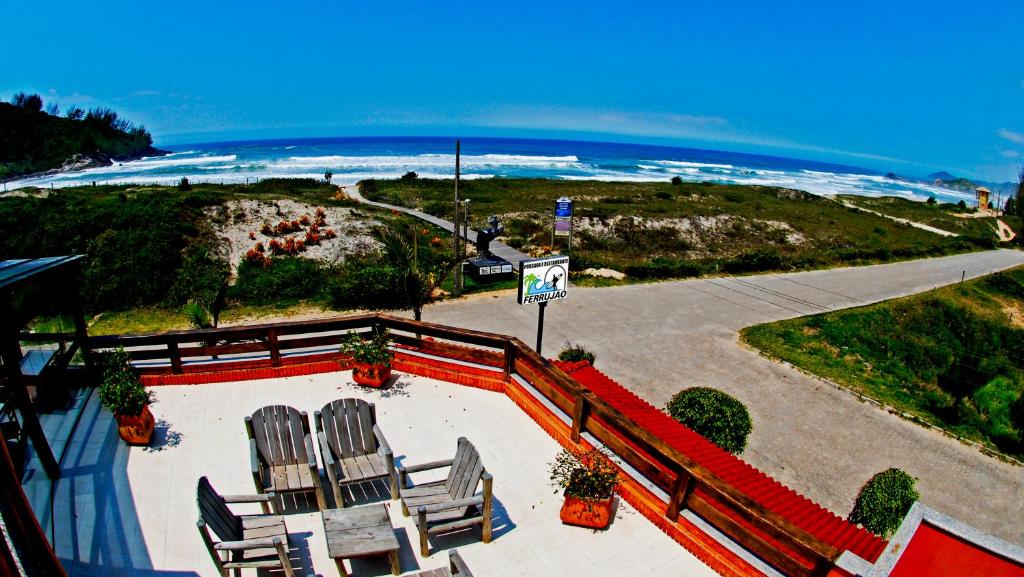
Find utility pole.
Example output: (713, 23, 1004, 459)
(453, 140, 463, 295)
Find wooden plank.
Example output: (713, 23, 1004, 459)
(357, 401, 375, 455)
(377, 314, 508, 349)
(167, 342, 182, 373)
(267, 329, 281, 367)
(445, 440, 471, 495)
(336, 400, 354, 459)
(391, 334, 503, 367)
(570, 394, 588, 442)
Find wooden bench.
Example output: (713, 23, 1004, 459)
(315, 398, 397, 507)
(245, 405, 326, 511)
(196, 476, 296, 577)
(398, 437, 493, 557)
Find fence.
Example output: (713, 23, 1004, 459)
(84, 313, 843, 577)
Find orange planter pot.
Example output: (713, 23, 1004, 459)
(115, 405, 155, 445)
(352, 363, 392, 388)
(559, 494, 614, 529)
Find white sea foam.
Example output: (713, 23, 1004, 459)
(651, 159, 734, 170)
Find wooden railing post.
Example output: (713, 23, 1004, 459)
(665, 470, 696, 520)
(502, 339, 514, 383)
(267, 329, 281, 367)
(167, 342, 183, 374)
(570, 393, 589, 443)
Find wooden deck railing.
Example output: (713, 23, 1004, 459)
(88, 313, 841, 577)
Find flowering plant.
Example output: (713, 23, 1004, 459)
(549, 447, 618, 501)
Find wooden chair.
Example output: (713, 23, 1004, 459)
(245, 405, 326, 511)
(314, 398, 398, 507)
(398, 437, 493, 557)
(196, 476, 296, 577)
(410, 549, 474, 576)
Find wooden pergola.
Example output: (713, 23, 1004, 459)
(0, 256, 90, 479)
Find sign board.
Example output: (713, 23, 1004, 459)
(555, 197, 573, 218)
(517, 256, 569, 305)
(554, 218, 571, 237)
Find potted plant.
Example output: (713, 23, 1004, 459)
(97, 348, 155, 445)
(549, 447, 619, 529)
(339, 328, 394, 388)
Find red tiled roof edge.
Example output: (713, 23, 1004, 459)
(553, 360, 888, 563)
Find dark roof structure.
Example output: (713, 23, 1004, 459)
(0, 256, 83, 292)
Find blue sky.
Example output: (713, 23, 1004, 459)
(3, 0, 1023, 180)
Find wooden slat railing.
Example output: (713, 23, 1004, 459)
(87, 313, 842, 576)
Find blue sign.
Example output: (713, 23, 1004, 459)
(555, 197, 573, 218)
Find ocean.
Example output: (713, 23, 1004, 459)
(4, 136, 973, 203)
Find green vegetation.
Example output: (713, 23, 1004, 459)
(0, 180, 458, 331)
(665, 387, 752, 454)
(558, 342, 596, 364)
(360, 178, 999, 280)
(1, 95, 159, 179)
(849, 468, 919, 538)
(742, 268, 1024, 458)
(97, 347, 153, 416)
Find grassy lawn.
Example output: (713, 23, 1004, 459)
(360, 178, 1000, 280)
(835, 194, 1006, 237)
(742, 267, 1024, 458)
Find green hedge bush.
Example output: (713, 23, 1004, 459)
(849, 468, 919, 537)
(326, 265, 405, 310)
(665, 387, 752, 454)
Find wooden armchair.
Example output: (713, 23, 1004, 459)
(196, 476, 296, 577)
(245, 405, 326, 511)
(314, 398, 398, 507)
(410, 549, 474, 576)
(398, 437, 493, 557)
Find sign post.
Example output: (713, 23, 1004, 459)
(554, 197, 573, 251)
(517, 255, 569, 354)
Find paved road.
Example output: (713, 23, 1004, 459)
(419, 249, 1024, 545)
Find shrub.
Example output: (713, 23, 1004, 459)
(229, 257, 325, 305)
(558, 342, 596, 364)
(96, 347, 153, 416)
(401, 171, 419, 181)
(178, 177, 191, 191)
(655, 191, 673, 200)
(670, 176, 683, 186)
(849, 468, 919, 537)
(326, 265, 405, 310)
(549, 447, 618, 500)
(666, 387, 752, 454)
(926, 196, 937, 205)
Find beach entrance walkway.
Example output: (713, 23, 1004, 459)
(419, 248, 1024, 546)
(343, 185, 531, 269)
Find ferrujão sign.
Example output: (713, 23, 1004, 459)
(517, 256, 569, 305)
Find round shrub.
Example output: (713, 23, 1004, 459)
(665, 387, 752, 454)
(849, 468, 919, 538)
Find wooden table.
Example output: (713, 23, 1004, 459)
(322, 504, 401, 576)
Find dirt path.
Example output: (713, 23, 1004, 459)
(834, 198, 959, 237)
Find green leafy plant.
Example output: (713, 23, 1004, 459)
(849, 468, 919, 538)
(549, 447, 618, 501)
(339, 328, 394, 366)
(96, 347, 153, 416)
(666, 387, 752, 454)
(558, 342, 596, 364)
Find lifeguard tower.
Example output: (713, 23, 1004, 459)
(976, 186, 992, 213)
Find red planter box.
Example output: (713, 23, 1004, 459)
(560, 494, 614, 529)
(352, 363, 392, 388)
(115, 405, 155, 445)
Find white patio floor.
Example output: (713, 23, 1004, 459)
(49, 370, 719, 577)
